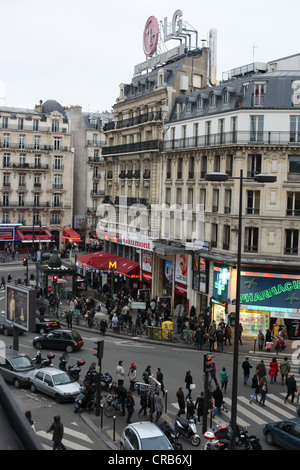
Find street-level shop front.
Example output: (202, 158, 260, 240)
(240, 270, 300, 339)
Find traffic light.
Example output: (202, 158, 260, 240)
(93, 340, 104, 360)
(203, 353, 215, 373)
(53, 275, 58, 285)
(23, 258, 28, 267)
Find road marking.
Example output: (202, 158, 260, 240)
(36, 430, 92, 450)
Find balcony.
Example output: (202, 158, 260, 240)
(90, 190, 105, 197)
(102, 139, 161, 156)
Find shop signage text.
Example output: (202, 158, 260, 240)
(122, 235, 153, 252)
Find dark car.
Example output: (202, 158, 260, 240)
(0, 314, 14, 336)
(263, 418, 300, 450)
(33, 329, 84, 352)
(35, 315, 61, 334)
(0, 349, 36, 388)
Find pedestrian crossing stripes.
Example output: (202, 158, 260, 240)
(36, 426, 94, 450)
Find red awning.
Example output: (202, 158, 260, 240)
(63, 229, 81, 242)
(77, 251, 139, 277)
(16, 228, 53, 243)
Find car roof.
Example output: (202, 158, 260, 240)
(33, 367, 68, 376)
(127, 422, 165, 439)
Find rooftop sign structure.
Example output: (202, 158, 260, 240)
(135, 9, 199, 75)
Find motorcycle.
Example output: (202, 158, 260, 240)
(203, 424, 261, 451)
(174, 415, 201, 446)
(74, 382, 96, 413)
(158, 420, 183, 450)
(59, 351, 85, 381)
(84, 363, 112, 391)
(33, 351, 55, 368)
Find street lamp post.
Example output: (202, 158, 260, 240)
(205, 170, 276, 450)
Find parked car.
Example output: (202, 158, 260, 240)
(263, 418, 300, 450)
(0, 349, 36, 388)
(35, 315, 61, 334)
(0, 314, 14, 336)
(29, 367, 81, 403)
(120, 422, 173, 450)
(33, 329, 84, 352)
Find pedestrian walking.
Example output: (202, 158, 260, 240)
(46, 415, 67, 450)
(257, 330, 264, 351)
(138, 391, 148, 417)
(185, 370, 193, 400)
(285, 374, 297, 404)
(242, 357, 253, 385)
(142, 365, 152, 384)
(256, 360, 267, 380)
(220, 367, 229, 394)
(249, 373, 260, 404)
(154, 391, 164, 423)
(209, 363, 218, 387)
(259, 376, 268, 406)
(0, 276, 5, 289)
(238, 323, 243, 345)
(125, 390, 135, 424)
(216, 328, 224, 352)
(24, 410, 36, 432)
(280, 357, 291, 385)
(176, 387, 185, 416)
(116, 360, 125, 387)
(269, 357, 279, 384)
(128, 363, 138, 392)
(156, 368, 165, 396)
(224, 324, 232, 345)
(195, 392, 204, 424)
(212, 386, 223, 417)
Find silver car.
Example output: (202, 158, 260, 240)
(120, 422, 173, 450)
(29, 367, 81, 403)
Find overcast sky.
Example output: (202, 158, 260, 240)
(1, 0, 299, 113)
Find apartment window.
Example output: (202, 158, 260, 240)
(188, 157, 194, 179)
(231, 116, 238, 143)
(290, 116, 300, 143)
(250, 116, 264, 142)
(244, 227, 258, 252)
(223, 225, 230, 250)
(197, 96, 203, 109)
(19, 174, 26, 187)
(210, 94, 216, 106)
(193, 123, 199, 147)
(18, 214, 25, 224)
(53, 194, 62, 207)
(211, 223, 218, 247)
(92, 134, 98, 145)
(199, 188, 206, 211)
(226, 154, 233, 176)
(19, 134, 25, 149)
(33, 119, 39, 131)
(94, 149, 99, 160)
(3, 192, 9, 206)
(2, 117, 8, 129)
(212, 189, 219, 212)
(285, 229, 299, 254)
(166, 158, 172, 179)
(35, 156, 41, 168)
(218, 119, 225, 144)
(205, 121, 211, 145)
(171, 127, 176, 149)
(53, 137, 62, 151)
(19, 154, 26, 166)
(3, 154, 10, 168)
(19, 193, 25, 207)
(214, 155, 220, 172)
(181, 125, 187, 148)
(34, 193, 40, 207)
(53, 174, 62, 188)
(2, 212, 9, 223)
(33, 212, 40, 225)
(287, 192, 300, 216)
(253, 83, 266, 106)
(34, 135, 40, 150)
(18, 118, 24, 130)
(200, 155, 207, 178)
(176, 188, 182, 205)
(224, 91, 229, 103)
(177, 158, 183, 179)
(51, 214, 60, 225)
(247, 190, 260, 215)
(248, 154, 262, 177)
(187, 188, 194, 207)
(3, 134, 10, 148)
(54, 156, 63, 170)
(52, 120, 59, 132)
(224, 189, 232, 213)
(34, 175, 41, 187)
(165, 188, 171, 206)
(3, 174, 10, 186)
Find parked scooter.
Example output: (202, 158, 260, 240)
(74, 381, 96, 413)
(174, 415, 201, 446)
(84, 363, 112, 391)
(33, 351, 55, 368)
(203, 424, 261, 450)
(59, 351, 85, 381)
(158, 420, 183, 450)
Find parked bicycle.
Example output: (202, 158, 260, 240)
(103, 396, 123, 418)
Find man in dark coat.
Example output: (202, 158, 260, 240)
(285, 374, 297, 403)
(212, 386, 223, 417)
(46, 415, 66, 450)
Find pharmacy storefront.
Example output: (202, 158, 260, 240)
(240, 270, 300, 339)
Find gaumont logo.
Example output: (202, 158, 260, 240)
(122, 236, 153, 251)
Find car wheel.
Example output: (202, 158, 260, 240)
(66, 345, 74, 353)
(265, 431, 275, 446)
(55, 394, 63, 404)
(3, 328, 9, 336)
(34, 341, 42, 349)
(13, 378, 21, 389)
(30, 383, 37, 393)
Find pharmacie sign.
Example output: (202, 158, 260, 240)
(240, 272, 300, 312)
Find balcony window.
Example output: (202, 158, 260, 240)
(290, 116, 300, 143)
(287, 192, 300, 216)
(285, 229, 299, 255)
(250, 116, 264, 142)
(246, 190, 260, 215)
(248, 154, 261, 177)
(244, 227, 258, 252)
(253, 83, 266, 106)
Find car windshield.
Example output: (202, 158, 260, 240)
(141, 436, 172, 450)
(10, 355, 34, 369)
(52, 372, 74, 385)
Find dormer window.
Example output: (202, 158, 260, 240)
(253, 83, 266, 106)
(224, 91, 229, 103)
(198, 97, 203, 109)
(211, 94, 216, 106)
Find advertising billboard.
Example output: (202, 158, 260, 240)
(5, 284, 36, 332)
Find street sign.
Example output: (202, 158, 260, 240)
(131, 302, 147, 310)
(134, 382, 158, 392)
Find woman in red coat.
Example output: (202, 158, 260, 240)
(269, 358, 279, 384)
